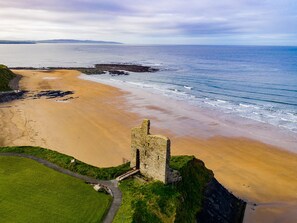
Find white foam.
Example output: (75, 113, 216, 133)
(79, 73, 297, 134)
(184, 85, 193, 90)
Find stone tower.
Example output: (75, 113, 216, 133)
(130, 119, 180, 184)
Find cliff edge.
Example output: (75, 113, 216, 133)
(197, 178, 246, 223)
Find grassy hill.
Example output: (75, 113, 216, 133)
(0, 156, 111, 223)
(0, 64, 16, 91)
(113, 156, 214, 223)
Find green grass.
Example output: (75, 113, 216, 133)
(113, 179, 180, 223)
(113, 156, 214, 223)
(0, 156, 111, 223)
(170, 155, 194, 170)
(0, 146, 130, 180)
(0, 64, 16, 91)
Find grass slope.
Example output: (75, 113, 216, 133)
(0, 156, 111, 223)
(0, 64, 16, 91)
(0, 147, 214, 222)
(0, 146, 130, 180)
(113, 156, 213, 223)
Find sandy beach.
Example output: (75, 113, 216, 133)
(1, 69, 297, 222)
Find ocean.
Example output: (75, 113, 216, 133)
(1, 44, 297, 135)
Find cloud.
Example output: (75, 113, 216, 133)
(0, 0, 130, 13)
(0, 0, 296, 45)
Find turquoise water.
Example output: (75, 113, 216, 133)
(1, 44, 297, 133)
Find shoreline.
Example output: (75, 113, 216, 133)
(79, 73, 297, 154)
(1, 69, 297, 222)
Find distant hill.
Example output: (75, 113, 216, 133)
(0, 40, 36, 44)
(0, 39, 122, 44)
(36, 39, 122, 44)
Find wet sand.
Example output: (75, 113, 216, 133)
(1, 70, 297, 222)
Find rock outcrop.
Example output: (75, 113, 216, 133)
(197, 178, 246, 223)
(10, 63, 159, 75)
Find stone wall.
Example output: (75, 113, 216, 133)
(131, 119, 177, 184)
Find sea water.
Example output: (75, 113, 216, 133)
(1, 44, 297, 135)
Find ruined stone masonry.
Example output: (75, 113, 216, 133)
(130, 119, 181, 184)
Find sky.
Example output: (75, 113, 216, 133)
(0, 0, 297, 45)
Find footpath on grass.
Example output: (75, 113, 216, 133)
(0, 152, 122, 223)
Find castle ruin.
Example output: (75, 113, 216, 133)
(130, 119, 181, 184)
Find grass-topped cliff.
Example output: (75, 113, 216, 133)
(0, 64, 16, 91)
(0, 147, 214, 222)
(0, 146, 130, 180)
(113, 156, 214, 223)
(0, 147, 245, 223)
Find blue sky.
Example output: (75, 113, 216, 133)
(0, 0, 296, 45)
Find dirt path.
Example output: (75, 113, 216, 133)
(0, 153, 122, 223)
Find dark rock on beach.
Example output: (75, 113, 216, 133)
(0, 91, 27, 103)
(94, 64, 159, 73)
(34, 90, 74, 99)
(109, 70, 129, 76)
(10, 63, 159, 76)
(0, 88, 76, 103)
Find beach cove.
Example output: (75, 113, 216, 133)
(1, 69, 297, 222)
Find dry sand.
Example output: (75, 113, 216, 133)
(1, 70, 297, 222)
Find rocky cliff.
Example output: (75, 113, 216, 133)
(197, 178, 246, 223)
